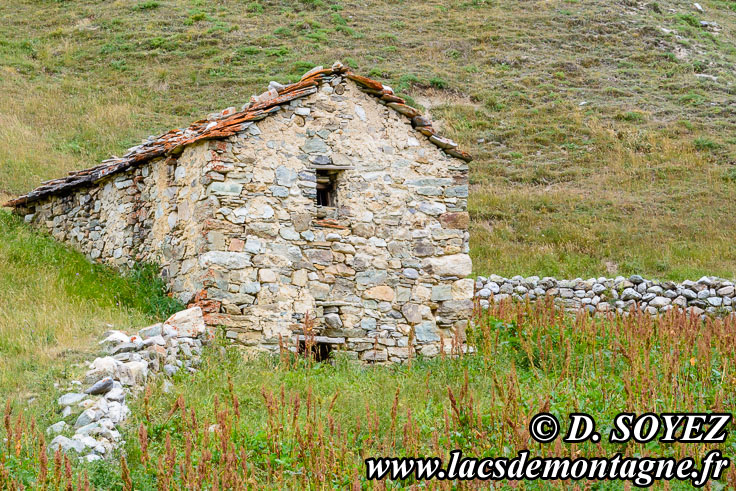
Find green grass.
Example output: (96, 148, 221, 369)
(0, 210, 181, 400)
(4, 302, 736, 487)
(0, 0, 734, 280)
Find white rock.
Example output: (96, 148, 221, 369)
(163, 307, 206, 338)
(649, 296, 671, 308)
(107, 402, 130, 424)
(143, 335, 166, 347)
(84, 357, 121, 384)
(198, 251, 251, 270)
(116, 361, 148, 386)
(104, 386, 125, 402)
(427, 254, 473, 277)
(99, 331, 130, 351)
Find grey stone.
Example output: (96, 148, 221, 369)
(207, 181, 243, 196)
(75, 409, 99, 429)
(401, 304, 423, 324)
(58, 392, 87, 406)
(629, 275, 644, 284)
(111, 342, 138, 355)
(104, 387, 125, 402)
(116, 361, 148, 386)
(301, 137, 329, 154)
(324, 313, 343, 329)
(275, 166, 298, 186)
(85, 377, 113, 395)
(46, 421, 68, 436)
(417, 201, 446, 216)
(75, 422, 101, 436)
(649, 296, 671, 308)
(621, 288, 642, 301)
(431, 285, 452, 301)
(270, 185, 289, 197)
(49, 436, 86, 454)
(681, 289, 697, 300)
(415, 321, 441, 342)
(717, 286, 734, 296)
(641, 293, 656, 302)
(244, 237, 262, 254)
(199, 251, 251, 269)
(138, 323, 162, 338)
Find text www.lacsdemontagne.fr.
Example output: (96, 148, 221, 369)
(365, 450, 729, 487)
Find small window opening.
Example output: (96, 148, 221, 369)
(316, 170, 337, 207)
(298, 340, 333, 362)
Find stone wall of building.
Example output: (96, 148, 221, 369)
(191, 78, 473, 361)
(21, 144, 212, 302)
(475, 274, 736, 317)
(18, 78, 473, 362)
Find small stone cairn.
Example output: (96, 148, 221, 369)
(46, 307, 212, 462)
(475, 274, 736, 317)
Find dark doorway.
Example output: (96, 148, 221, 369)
(297, 340, 334, 362)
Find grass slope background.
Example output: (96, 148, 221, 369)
(1, 1, 736, 486)
(0, 0, 734, 280)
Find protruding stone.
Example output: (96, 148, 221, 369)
(427, 254, 472, 277)
(75, 409, 99, 429)
(164, 307, 206, 338)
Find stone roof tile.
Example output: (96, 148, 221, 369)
(6, 61, 471, 208)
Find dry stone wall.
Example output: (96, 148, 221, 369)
(47, 307, 211, 462)
(475, 274, 736, 317)
(22, 144, 212, 299)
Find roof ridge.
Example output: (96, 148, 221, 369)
(5, 61, 471, 208)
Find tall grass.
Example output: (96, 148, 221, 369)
(4, 299, 734, 488)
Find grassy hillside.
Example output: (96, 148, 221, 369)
(0, 211, 180, 400)
(1, 0, 735, 280)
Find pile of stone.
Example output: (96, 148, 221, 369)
(47, 307, 211, 461)
(475, 275, 736, 317)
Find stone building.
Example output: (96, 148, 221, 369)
(6, 62, 474, 362)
